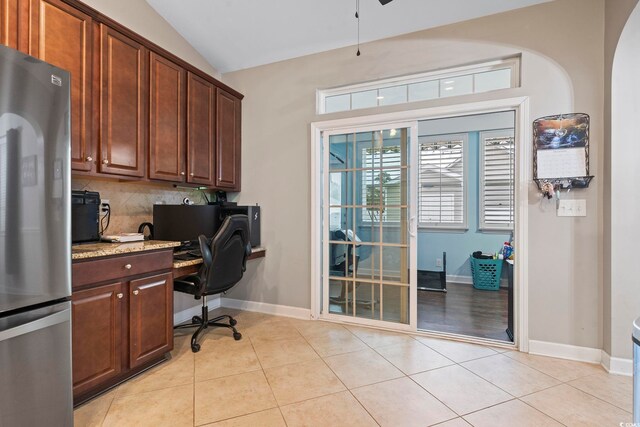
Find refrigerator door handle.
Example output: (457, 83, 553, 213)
(0, 309, 70, 342)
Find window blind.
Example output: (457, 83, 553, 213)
(418, 137, 465, 227)
(361, 146, 403, 222)
(480, 133, 514, 230)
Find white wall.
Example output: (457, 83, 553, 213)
(224, 0, 605, 350)
(610, 2, 640, 359)
(81, 0, 219, 77)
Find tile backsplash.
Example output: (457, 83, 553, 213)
(72, 177, 211, 234)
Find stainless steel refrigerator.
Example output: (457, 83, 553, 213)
(0, 44, 73, 426)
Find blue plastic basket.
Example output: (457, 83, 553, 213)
(470, 256, 503, 291)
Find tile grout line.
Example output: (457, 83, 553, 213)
(515, 398, 569, 427)
(559, 379, 632, 414)
(293, 324, 382, 426)
(192, 341, 196, 427)
(99, 388, 118, 427)
(246, 330, 281, 413)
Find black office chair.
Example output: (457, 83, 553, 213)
(174, 214, 251, 352)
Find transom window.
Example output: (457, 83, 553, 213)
(318, 57, 520, 114)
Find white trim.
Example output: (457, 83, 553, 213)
(310, 124, 322, 320)
(317, 57, 520, 114)
(446, 275, 473, 285)
(514, 98, 530, 352)
(310, 96, 530, 351)
(601, 350, 633, 376)
(173, 296, 221, 326)
(415, 328, 517, 349)
(221, 297, 311, 320)
(528, 339, 602, 364)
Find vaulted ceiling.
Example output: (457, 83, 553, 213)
(146, 0, 553, 73)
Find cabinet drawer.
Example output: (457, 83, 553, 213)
(73, 250, 173, 289)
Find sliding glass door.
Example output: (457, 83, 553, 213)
(322, 123, 417, 330)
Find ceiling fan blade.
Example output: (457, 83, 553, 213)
(379, 0, 394, 4)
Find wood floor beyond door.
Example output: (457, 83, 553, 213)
(417, 282, 509, 341)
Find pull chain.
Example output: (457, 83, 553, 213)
(355, 0, 361, 56)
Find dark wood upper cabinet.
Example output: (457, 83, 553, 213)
(216, 88, 241, 191)
(29, 0, 93, 172)
(186, 71, 215, 186)
(149, 52, 186, 182)
(99, 24, 146, 177)
(71, 281, 123, 398)
(128, 272, 173, 369)
(1, 0, 15, 49)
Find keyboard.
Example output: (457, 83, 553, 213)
(173, 249, 202, 261)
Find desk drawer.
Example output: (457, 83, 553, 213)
(73, 250, 173, 289)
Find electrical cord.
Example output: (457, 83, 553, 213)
(100, 203, 111, 235)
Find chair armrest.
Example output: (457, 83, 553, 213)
(242, 243, 251, 272)
(174, 274, 202, 287)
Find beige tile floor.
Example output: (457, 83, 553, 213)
(74, 308, 632, 427)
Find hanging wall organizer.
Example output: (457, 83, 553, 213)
(532, 113, 594, 195)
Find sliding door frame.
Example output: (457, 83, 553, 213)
(310, 96, 530, 351)
(319, 122, 418, 332)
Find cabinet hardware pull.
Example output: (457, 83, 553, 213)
(133, 290, 139, 296)
(85, 156, 93, 162)
(102, 159, 109, 165)
(189, 172, 194, 176)
(116, 293, 123, 299)
(180, 171, 185, 176)
(124, 264, 132, 270)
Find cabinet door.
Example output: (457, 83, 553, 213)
(128, 272, 173, 369)
(216, 88, 241, 190)
(72, 282, 124, 398)
(0, 0, 16, 49)
(149, 52, 186, 182)
(29, 0, 93, 172)
(99, 24, 146, 177)
(186, 71, 215, 186)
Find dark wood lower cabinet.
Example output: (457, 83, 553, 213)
(71, 281, 123, 397)
(129, 272, 173, 368)
(71, 249, 174, 404)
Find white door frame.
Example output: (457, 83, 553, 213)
(310, 96, 530, 351)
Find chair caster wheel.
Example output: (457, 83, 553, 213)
(233, 332, 242, 341)
(191, 344, 201, 352)
(192, 316, 200, 324)
(229, 318, 237, 326)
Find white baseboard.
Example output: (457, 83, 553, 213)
(173, 296, 221, 326)
(447, 274, 473, 285)
(221, 297, 311, 320)
(528, 340, 602, 364)
(601, 350, 633, 376)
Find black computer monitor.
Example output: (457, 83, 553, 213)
(153, 205, 221, 247)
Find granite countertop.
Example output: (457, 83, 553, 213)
(72, 240, 181, 260)
(172, 246, 266, 269)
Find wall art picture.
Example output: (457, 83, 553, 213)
(533, 113, 589, 150)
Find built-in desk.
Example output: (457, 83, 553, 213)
(172, 246, 266, 278)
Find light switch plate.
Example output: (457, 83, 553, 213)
(557, 199, 586, 217)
